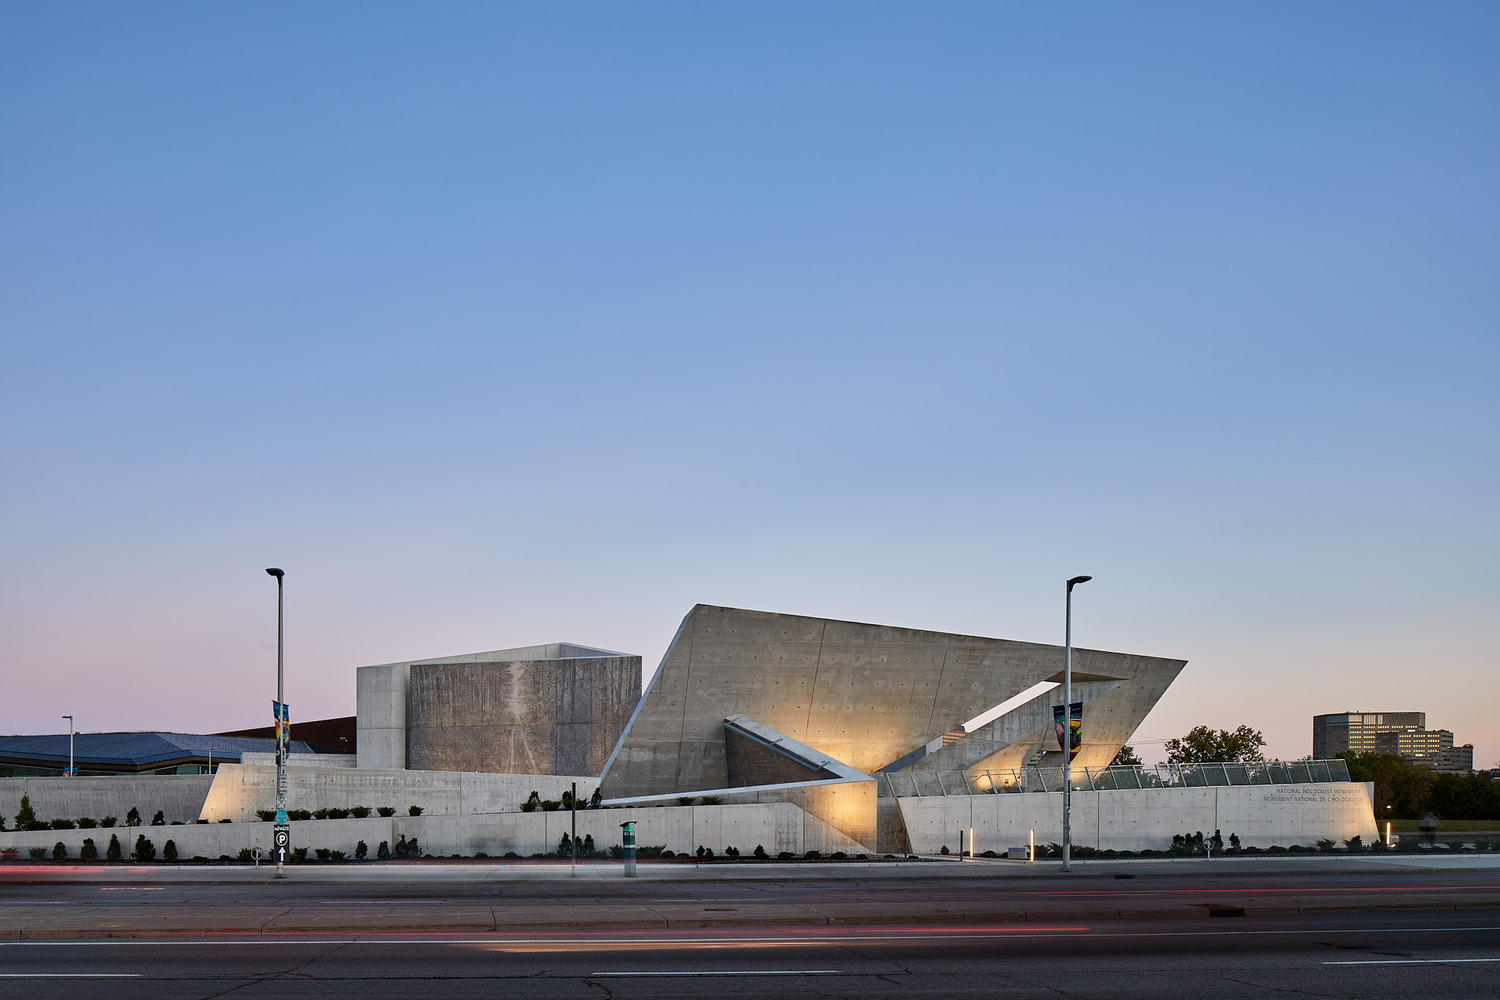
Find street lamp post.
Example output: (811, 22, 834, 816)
(266, 567, 288, 879)
(1061, 575, 1092, 873)
(62, 715, 73, 777)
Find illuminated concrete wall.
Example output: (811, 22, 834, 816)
(356, 643, 641, 776)
(602, 605, 1186, 799)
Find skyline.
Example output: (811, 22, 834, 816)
(2, 2, 1496, 768)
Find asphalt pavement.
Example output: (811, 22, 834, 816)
(2, 855, 1499, 939)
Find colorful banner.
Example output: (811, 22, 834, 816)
(272, 700, 290, 744)
(1053, 701, 1082, 759)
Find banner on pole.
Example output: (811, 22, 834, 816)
(1053, 702, 1082, 758)
(272, 701, 290, 744)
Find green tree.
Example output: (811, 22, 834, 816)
(1110, 744, 1143, 767)
(15, 794, 37, 830)
(1164, 725, 1266, 764)
(125, 807, 141, 827)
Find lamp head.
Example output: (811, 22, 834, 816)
(1067, 575, 1092, 590)
(265, 568, 284, 579)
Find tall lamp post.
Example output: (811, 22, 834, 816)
(1061, 574, 1091, 872)
(61, 715, 74, 777)
(266, 567, 288, 878)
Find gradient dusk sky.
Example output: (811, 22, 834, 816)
(2, 2, 1496, 767)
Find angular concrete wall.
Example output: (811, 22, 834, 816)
(407, 655, 639, 775)
(356, 644, 641, 776)
(894, 782, 1379, 853)
(602, 605, 1186, 798)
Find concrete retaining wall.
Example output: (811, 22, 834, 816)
(0, 802, 864, 860)
(0, 776, 214, 827)
(895, 781, 1379, 853)
(198, 766, 598, 822)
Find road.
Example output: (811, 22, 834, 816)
(0, 911, 1496, 998)
(1, 860, 1498, 997)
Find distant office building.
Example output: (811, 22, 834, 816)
(1313, 711, 1475, 773)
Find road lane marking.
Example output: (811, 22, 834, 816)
(592, 971, 842, 976)
(1323, 958, 1500, 965)
(0, 974, 140, 978)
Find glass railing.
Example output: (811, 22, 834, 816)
(882, 759, 1352, 797)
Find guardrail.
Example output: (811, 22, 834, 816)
(882, 759, 1353, 798)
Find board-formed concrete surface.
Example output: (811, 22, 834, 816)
(601, 605, 1187, 800)
(895, 781, 1381, 853)
(357, 643, 641, 774)
(0, 775, 213, 827)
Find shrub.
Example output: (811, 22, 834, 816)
(80, 838, 98, 861)
(77, 817, 97, 829)
(51, 818, 76, 830)
(326, 807, 350, 819)
(700, 796, 723, 805)
(1229, 833, 1241, 852)
(660, 849, 675, 858)
(290, 847, 307, 863)
(829, 851, 846, 860)
(677, 796, 697, 806)
(288, 809, 312, 821)
(539, 801, 559, 812)
(237, 848, 255, 862)
(151, 811, 165, 826)
(53, 841, 67, 860)
(559, 833, 573, 856)
(133, 835, 156, 862)
(804, 850, 822, 860)
(582, 834, 597, 857)
(1344, 835, 1364, 852)
(521, 791, 541, 813)
(106, 834, 122, 861)
(328, 850, 346, 861)
(163, 840, 177, 862)
(14, 795, 37, 830)
(315, 848, 332, 861)
(256, 810, 276, 822)
(724, 846, 740, 859)
(589, 788, 603, 808)
(126, 807, 141, 827)
(355, 841, 368, 860)
(778, 851, 795, 860)
(377, 840, 391, 860)
(409, 805, 424, 816)
(377, 807, 396, 818)
(1316, 839, 1336, 852)
(940, 845, 950, 855)
(29, 847, 47, 860)
(101, 816, 117, 828)
(754, 844, 768, 859)
(350, 806, 370, 818)
(218, 818, 232, 823)
(313, 809, 330, 820)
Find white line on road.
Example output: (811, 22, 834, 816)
(0, 974, 141, 978)
(1323, 958, 1500, 965)
(592, 971, 843, 976)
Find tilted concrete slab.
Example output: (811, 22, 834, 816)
(601, 605, 1186, 800)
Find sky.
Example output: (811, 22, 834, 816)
(2, 2, 1496, 768)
